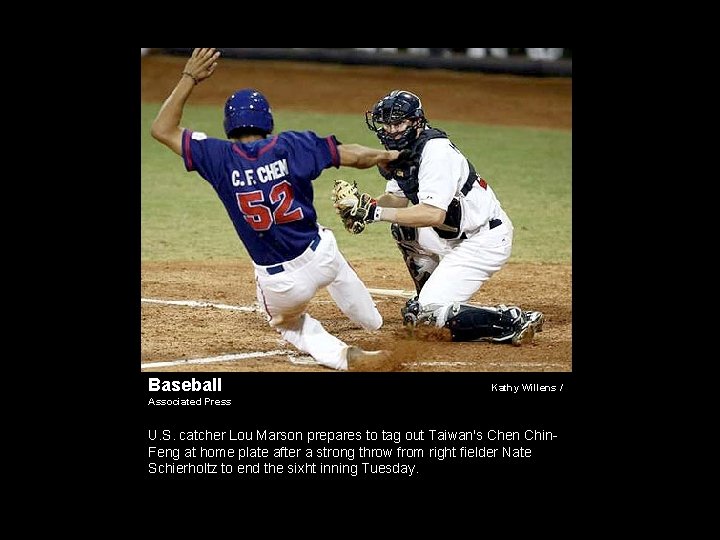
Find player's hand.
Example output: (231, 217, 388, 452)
(377, 149, 411, 180)
(182, 48, 221, 84)
(385, 149, 412, 168)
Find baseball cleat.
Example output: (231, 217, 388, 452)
(401, 296, 421, 328)
(511, 319, 536, 346)
(402, 312, 418, 327)
(525, 311, 545, 332)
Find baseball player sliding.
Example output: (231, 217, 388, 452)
(334, 90, 544, 344)
(150, 48, 400, 370)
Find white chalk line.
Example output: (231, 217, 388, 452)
(142, 297, 259, 312)
(402, 361, 475, 367)
(141, 288, 405, 313)
(141, 349, 321, 369)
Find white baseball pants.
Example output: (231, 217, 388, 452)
(254, 226, 382, 370)
(418, 213, 514, 326)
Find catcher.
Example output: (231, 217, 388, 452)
(332, 90, 544, 345)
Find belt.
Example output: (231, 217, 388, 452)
(458, 218, 502, 241)
(266, 234, 321, 275)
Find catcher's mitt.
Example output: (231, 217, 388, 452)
(332, 180, 376, 234)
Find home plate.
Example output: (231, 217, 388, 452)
(288, 355, 318, 365)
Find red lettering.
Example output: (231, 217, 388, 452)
(236, 182, 303, 231)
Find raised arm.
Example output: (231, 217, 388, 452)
(338, 144, 400, 169)
(150, 48, 221, 155)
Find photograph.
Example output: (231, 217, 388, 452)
(140, 47, 571, 373)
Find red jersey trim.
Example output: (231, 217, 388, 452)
(183, 129, 194, 171)
(232, 136, 279, 161)
(326, 136, 339, 167)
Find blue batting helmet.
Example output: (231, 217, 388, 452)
(223, 89, 274, 137)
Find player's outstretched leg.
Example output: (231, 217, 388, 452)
(327, 260, 383, 331)
(274, 313, 388, 370)
(275, 313, 349, 370)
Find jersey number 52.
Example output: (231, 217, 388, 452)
(235, 180, 304, 231)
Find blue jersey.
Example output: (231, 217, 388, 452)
(182, 129, 340, 265)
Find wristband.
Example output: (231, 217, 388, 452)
(373, 206, 384, 222)
(182, 71, 199, 85)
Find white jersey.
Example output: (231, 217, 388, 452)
(385, 137, 508, 254)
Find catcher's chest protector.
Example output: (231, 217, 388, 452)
(389, 128, 448, 204)
(386, 128, 477, 240)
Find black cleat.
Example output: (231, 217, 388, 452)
(525, 311, 545, 332)
(511, 319, 536, 346)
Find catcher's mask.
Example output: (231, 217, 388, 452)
(224, 89, 274, 138)
(365, 90, 426, 150)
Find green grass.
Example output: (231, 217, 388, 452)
(142, 104, 571, 263)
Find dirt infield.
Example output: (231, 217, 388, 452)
(141, 54, 571, 372)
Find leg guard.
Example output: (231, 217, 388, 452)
(444, 304, 535, 345)
(391, 223, 439, 294)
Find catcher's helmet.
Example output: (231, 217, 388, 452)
(224, 89, 274, 138)
(365, 90, 426, 150)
